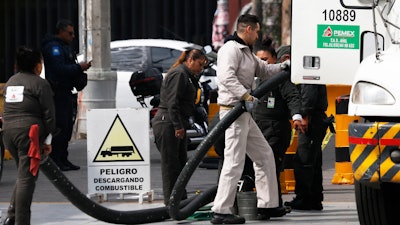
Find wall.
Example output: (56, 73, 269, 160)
(0, 0, 217, 82)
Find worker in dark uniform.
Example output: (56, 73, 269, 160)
(252, 44, 304, 207)
(41, 19, 91, 171)
(152, 49, 208, 205)
(284, 84, 328, 210)
(2, 46, 57, 225)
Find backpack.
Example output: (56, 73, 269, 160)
(129, 68, 163, 97)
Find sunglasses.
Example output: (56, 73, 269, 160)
(63, 29, 75, 36)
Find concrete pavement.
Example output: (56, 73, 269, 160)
(0, 134, 359, 224)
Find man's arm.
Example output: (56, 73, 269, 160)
(255, 56, 285, 81)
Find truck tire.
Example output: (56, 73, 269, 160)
(355, 180, 400, 225)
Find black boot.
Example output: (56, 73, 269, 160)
(257, 206, 288, 220)
(210, 213, 245, 224)
(284, 197, 312, 210)
(64, 160, 80, 170)
(3, 217, 15, 225)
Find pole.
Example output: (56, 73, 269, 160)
(76, 0, 117, 138)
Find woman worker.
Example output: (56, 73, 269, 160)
(2, 46, 57, 225)
(152, 49, 208, 205)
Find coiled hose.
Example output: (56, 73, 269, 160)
(40, 70, 290, 224)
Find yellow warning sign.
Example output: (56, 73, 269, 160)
(93, 114, 144, 162)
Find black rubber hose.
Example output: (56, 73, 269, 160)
(39, 70, 290, 224)
(168, 70, 290, 220)
(40, 155, 198, 224)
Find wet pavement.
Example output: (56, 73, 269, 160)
(0, 133, 359, 225)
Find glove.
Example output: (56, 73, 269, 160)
(280, 59, 290, 70)
(243, 96, 258, 113)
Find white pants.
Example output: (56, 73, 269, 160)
(212, 110, 279, 214)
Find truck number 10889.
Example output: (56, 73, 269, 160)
(322, 9, 356, 22)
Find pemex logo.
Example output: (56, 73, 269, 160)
(323, 26, 333, 37)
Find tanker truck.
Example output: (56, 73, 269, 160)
(292, 0, 400, 224)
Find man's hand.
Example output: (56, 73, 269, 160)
(175, 128, 185, 139)
(280, 60, 290, 70)
(43, 144, 52, 156)
(244, 96, 258, 113)
(301, 116, 309, 133)
(80, 61, 92, 71)
(293, 120, 305, 133)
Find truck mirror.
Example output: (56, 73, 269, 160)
(341, 0, 384, 8)
(360, 31, 384, 61)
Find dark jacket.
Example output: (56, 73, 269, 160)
(157, 64, 197, 130)
(41, 34, 87, 93)
(253, 78, 302, 121)
(3, 72, 57, 138)
(299, 84, 328, 117)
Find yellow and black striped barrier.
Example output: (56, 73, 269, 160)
(349, 122, 400, 183)
(199, 89, 221, 169)
(331, 95, 360, 184)
(280, 124, 297, 194)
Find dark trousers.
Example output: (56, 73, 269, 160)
(294, 113, 328, 203)
(152, 114, 188, 205)
(3, 127, 39, 225)
(50, 92, 74, 165)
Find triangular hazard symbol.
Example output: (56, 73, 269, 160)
(93, 114, 144, 162)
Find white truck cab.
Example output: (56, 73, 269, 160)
(292, 1, 400, 224)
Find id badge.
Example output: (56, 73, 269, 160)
(267, 97, 275, 108)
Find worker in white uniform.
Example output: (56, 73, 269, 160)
(210, 14, 290, 224)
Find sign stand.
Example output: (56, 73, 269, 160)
(87, 191, 154, 204)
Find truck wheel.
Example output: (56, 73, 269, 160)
(355, 180, 400, 225)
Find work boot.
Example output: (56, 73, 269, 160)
(285, 197, 323, 211)
(52, 159, 72, 171)
(3, 217, 15, 225)
(311, 201, 323, 210)
(64, 160, 80, 170)
(210, 213, 245, 224)
(284, 197, 312, 210)
(256, 208, 270, 221)
(257, 206, 288, 220)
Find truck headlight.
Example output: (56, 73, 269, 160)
(352, 81, 395, 105)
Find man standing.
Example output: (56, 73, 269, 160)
(211, 14, 289, 224)
(284, 83, 328, 210)
(41, 19, 91, 171)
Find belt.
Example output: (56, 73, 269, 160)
(219, 104, 234, 110)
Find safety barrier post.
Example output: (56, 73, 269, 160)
(281, 122, 297, 194)
(199, 89, 221, 169)
(331, 95, 359, 184)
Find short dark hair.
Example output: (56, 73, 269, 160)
(56, 19, 74, 34)
(15, 46, 42, 73)
(237, 14, 260, 32)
